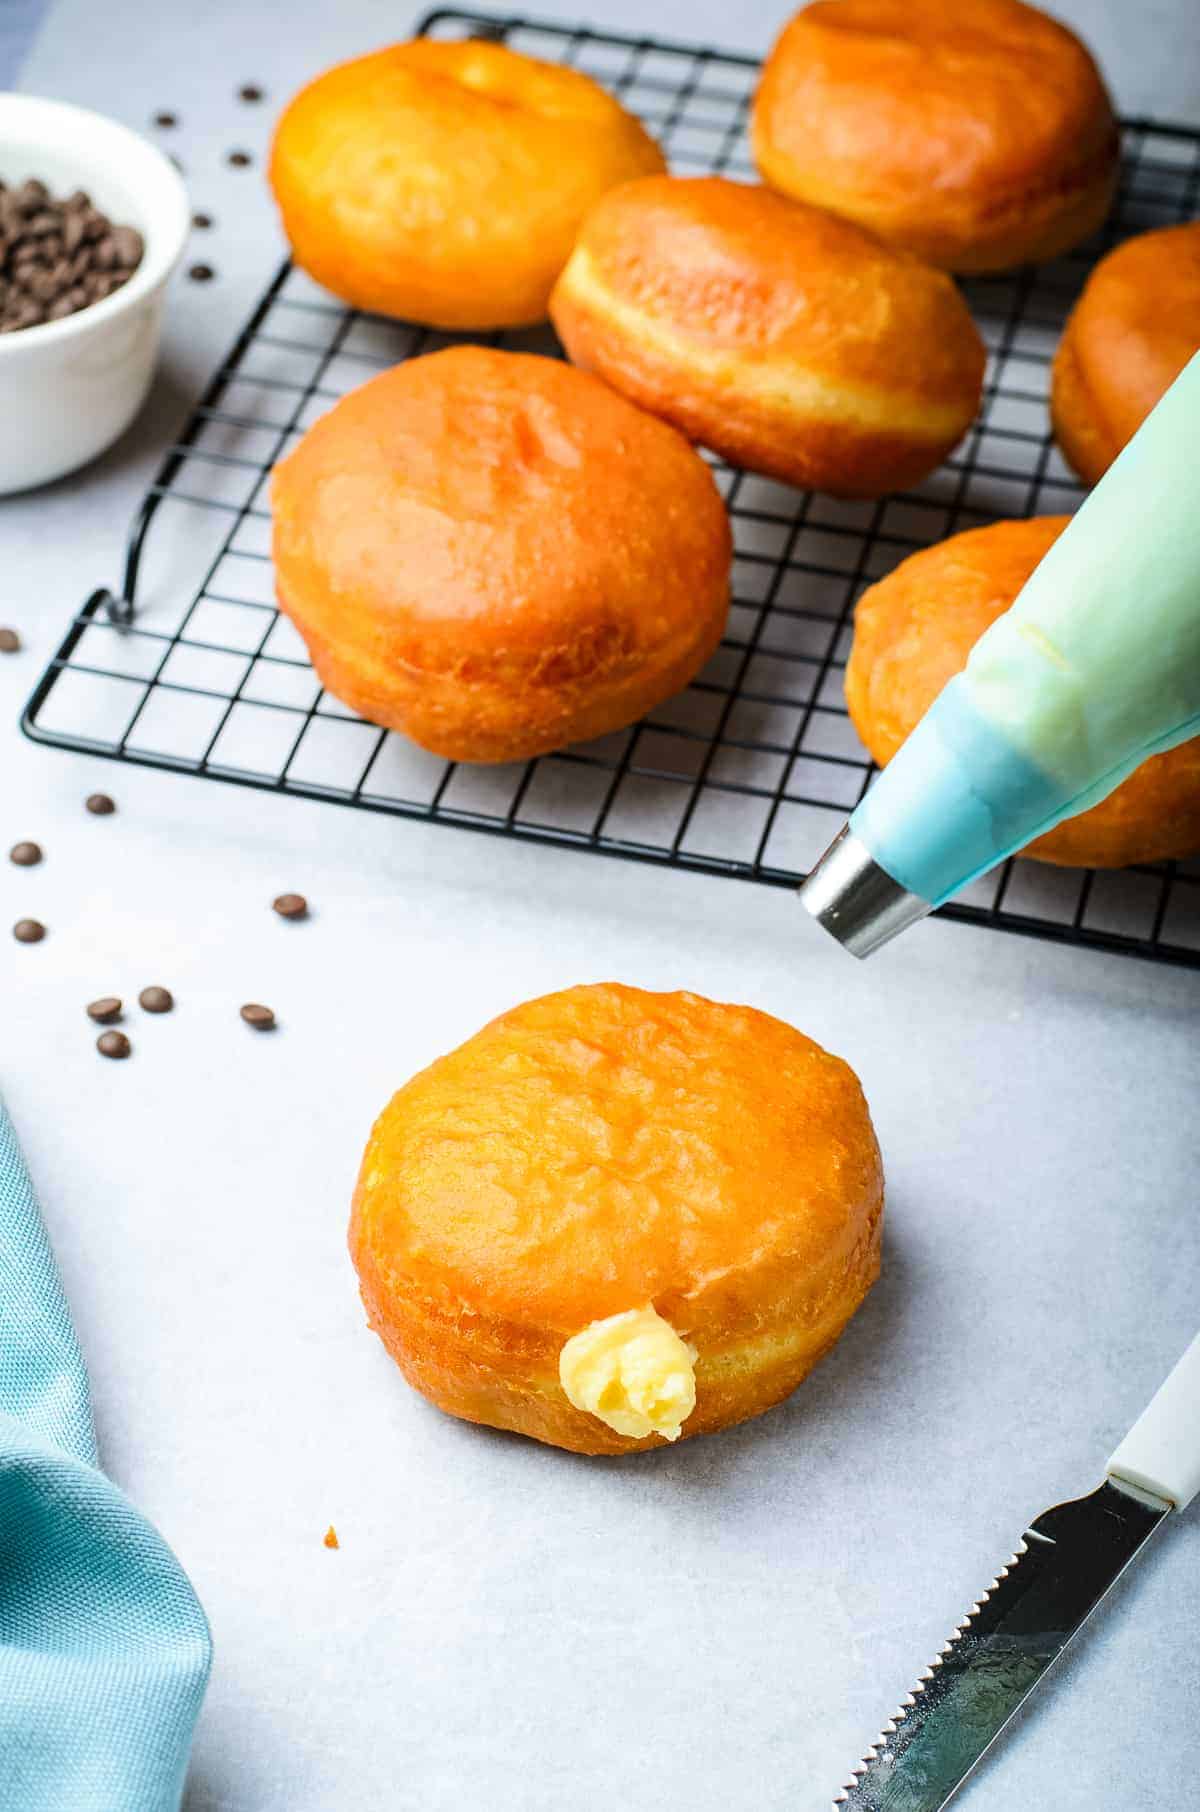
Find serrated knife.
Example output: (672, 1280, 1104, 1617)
(834, 1330, 1200, 1810)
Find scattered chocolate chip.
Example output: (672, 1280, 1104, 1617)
(0, 627, 20, 653)
(85, 792, 116, 815)
(226, 150, 253, 168)
(238, 83, 264, 103)
(188, 262, 215, 283)
(9, 840, 42, 866)
(87, 997, 123, 1024)
(272, 892, 307, 920)
(14, 918, 45, 943)
(97, 1030, 131, 1060)
(153, 110, 178, 128)
(191, 211, 213, 230)
(139, 985, 174, 1013)
(240, 1003, 275, 1030)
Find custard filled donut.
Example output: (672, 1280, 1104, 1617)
(551, 176, 986, 497)
(1052, 224, 1200, 487)
(350, 984, 884, 1455)
(752, 0, 1118, 273)
(845, 517, 1200, 868)
(269, 39, 665, 329)
(271, 347, 732, 764)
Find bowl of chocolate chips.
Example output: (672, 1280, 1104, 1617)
(0, 93, 188, 492)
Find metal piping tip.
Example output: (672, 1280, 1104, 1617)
(798, 827, 932, 957)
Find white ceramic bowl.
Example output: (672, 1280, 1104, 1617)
(0, 94, 189, 494)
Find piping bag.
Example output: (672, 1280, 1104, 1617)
(800, 351, 1200, 956)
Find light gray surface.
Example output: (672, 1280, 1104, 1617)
(3, 3, 1199, 1809)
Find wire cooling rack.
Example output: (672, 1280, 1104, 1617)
(21, 8, 1200, 966)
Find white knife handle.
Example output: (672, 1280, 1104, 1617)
(1107, 1331, 1200, 1510)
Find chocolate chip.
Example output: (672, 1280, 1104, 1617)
(13, 918, 45, 943)
(87, 997, 122, 1024)
(0, 627, 20, 652)
(97, 1030, 131, 1059)
(188, 262, 215, 283)
(85, 792, 116, 815)
(272, 892, 308, 920)
(14, 179, 48, 213)
(238, 83, 264, 102)
(9, 840, 42, 866)
(111, 225, 143, 268)
(191, 211, 213, 230)
(0, 186, 143, 331)
(28, 269, 60, 304)
(139, 985, 173, 1013)
(226, 150, 253, 168)
(153, 111, 178, 128)
(240, 1003, 275, 1030)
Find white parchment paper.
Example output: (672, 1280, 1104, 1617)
(5, 3, 1199, 1806)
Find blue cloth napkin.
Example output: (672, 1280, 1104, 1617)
(0, 1099, 211, 1811)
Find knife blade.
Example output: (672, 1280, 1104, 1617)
(832, 1478, 1169, 1811)
(833, 1331, 1200, 1810)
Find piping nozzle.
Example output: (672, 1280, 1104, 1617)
(798, 828, 932, 958)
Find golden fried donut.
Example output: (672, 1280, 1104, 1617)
(269, 39, 665, 329)
(550, 176, 986, 497)
(845, 517, 1200, 868)
(1051, 224, 1200, 487)
(350, 984, 884, 1455)
(752, 0, 1118, 273)
(271, 347, 731, 764)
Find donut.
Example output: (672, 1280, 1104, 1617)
(845, 517, 1200, 868)
(752, 0, 1119, 273)
(268, 39, 665, 329)
(349, 984, 884, 1455)
(550, 175, 986, 497)
(270, 347, 732, 764)
(1052, 224, 1200, 487)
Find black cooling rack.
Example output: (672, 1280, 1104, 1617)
(21, 8, 1200, 966)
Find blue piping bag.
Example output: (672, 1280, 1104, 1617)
(799, 351, 1200, 955)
